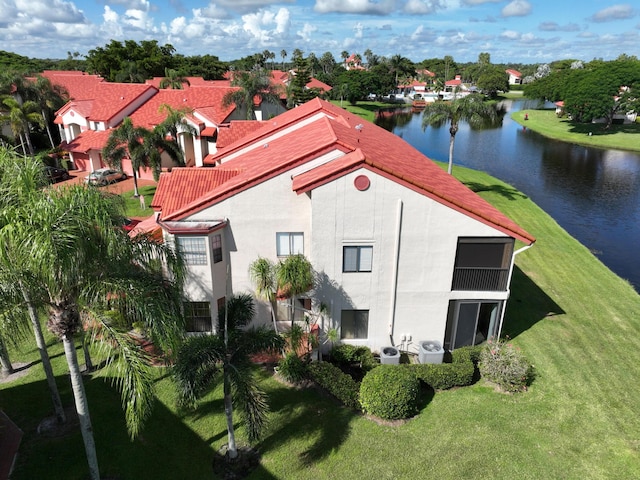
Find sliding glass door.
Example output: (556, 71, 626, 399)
(448, 301, 501, 349)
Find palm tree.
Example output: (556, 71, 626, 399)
(275, 254, 314, 328)
(0, 150, 67, 421)
(0, 152, 186, 479)
(174, 294, 284, 460)
(1, 96, 43, 156)
(280, 49, 287, 70)
(421, 93, 498, 175)
(26, 75, 68, 148)
(159, 68, 190, 89)
(102, 117, 183, 197)
(156, 103, 198, 143)
(222, 68, 283, 120)
(249, 257, 278, 333)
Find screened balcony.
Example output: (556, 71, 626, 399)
(451, 238, 514, 292)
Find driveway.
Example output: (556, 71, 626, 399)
(52, 171, 157, 194)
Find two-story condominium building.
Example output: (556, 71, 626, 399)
(151, 98, 535, 355)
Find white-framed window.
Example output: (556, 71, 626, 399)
(184, 301, 212, 332)
(343, 246, 373, 272)
(176, 237, 207, 265)
(341, 310, 369, 339)
(212, 234, 223, 263)
(276, 232, 304, 256)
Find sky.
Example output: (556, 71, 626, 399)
(0, 0, 638, 65)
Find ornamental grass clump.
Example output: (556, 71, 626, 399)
(479, 339, 534, 393)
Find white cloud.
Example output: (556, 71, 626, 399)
(314, 0, 398, 15)
(201, 3, 230, 19)
(212, 0, 294, 14)
(500, 29, 520, 40)
(296, 22, 316, 42)
(123, 8, 155, 31)
(104, 0, 150, 8)
(501, 0, 531, 18)
(241, 8, 291, 46)
(404, 0, 445, 15)
(103, 6, 119, 23)
(14, 0, 86, 23)
(589, 4, 636, 23)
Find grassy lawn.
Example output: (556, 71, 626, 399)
(3, 166, 640, 479)
(121, 184, 157, 218)
(330, 100, 405, 123)
(512, 108, 640, 153)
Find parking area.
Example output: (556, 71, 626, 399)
(52, 170, 157, 194)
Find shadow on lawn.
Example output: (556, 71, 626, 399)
(259, 383, 357, 467)
(464, 181, 528, 201)
(503, 265, 565, 339)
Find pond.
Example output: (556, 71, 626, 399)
(376, 99, 640, 291)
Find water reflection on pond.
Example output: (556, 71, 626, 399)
(376, 100, 640, 291)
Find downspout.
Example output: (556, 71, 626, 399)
(388, 199, 403, 342)
(496, 242, 534, 339)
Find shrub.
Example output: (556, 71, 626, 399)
(330, 344, 377, 371)
(359, 365, 420, 420)
(452, 345, 483, 365)
(412, 361, 475, 390)
(479, 339, 534, 393)
(307, 361, 360, 410)
(277, 352, 308, 384)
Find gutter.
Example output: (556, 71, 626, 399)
(388, 199, 403, 341)
(496, 242, 535, 340)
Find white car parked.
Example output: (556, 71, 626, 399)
(85, 168, 127, 186)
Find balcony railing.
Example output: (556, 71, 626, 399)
(452, 267, 509, 291)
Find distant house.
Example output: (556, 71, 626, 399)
(344, 53, 365, 71)
(50, 71, 286, 176)
(506, 69, 522, 85)
(151, 98, 535, 354)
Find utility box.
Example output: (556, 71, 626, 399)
(418, 341, 444, 364)
(380, 346, 400, 365)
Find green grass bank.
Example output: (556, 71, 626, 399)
(2, 166, 640, 479)
(512, 108, 640, 152)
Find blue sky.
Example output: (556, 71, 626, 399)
(1, 0, 638, 64)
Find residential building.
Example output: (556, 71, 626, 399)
(151, 98, 535, 355)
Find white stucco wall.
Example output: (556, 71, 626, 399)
(173, 166, 515, 353)
(309, 168, 512, 353)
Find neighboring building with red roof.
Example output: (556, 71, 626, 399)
(151, 98, 535, 354)
(344, 53, 365, 71)
(506, 69, 522, 85)
(51, 73, 286, 176)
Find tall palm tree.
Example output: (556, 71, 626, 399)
(222, 68, 283, 120)
(159, 68, 190, 90)
(421, 93, 498, 174)
(174, 294, 284, 460)
(280, 49, 287, 70)
(1, 96, 43, 156)
(0, 152, 186, 480)
(0, 150, 67, 421)
(102, 117, 183, 197)
(26, 75, 68, 149)
(156, 103, 198, 143)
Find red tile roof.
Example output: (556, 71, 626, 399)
(506, 69, 522, 77)
(88, 83, 157, 122)
(151, 168, 242, 216)
(61, 129, 112, 153)
(210, 120, 267, 152)
(128, 86, 237, 129)
(41, 71, 104, 101)
(155, 98, 534, 245)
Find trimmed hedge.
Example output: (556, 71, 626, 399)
(307, 361, 361, 410)
(359, 365, 420, 420)
(330, 344, 377, 372)
(410, 345, 480, 390)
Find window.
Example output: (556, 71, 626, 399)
(184, 301, 212, 332)
(276, 232, 304, 256)
(341, 310, 369, 339)
(343, 246, 373, 272)
(212, 234, 223, 263)
(176, 237, 207, 265)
